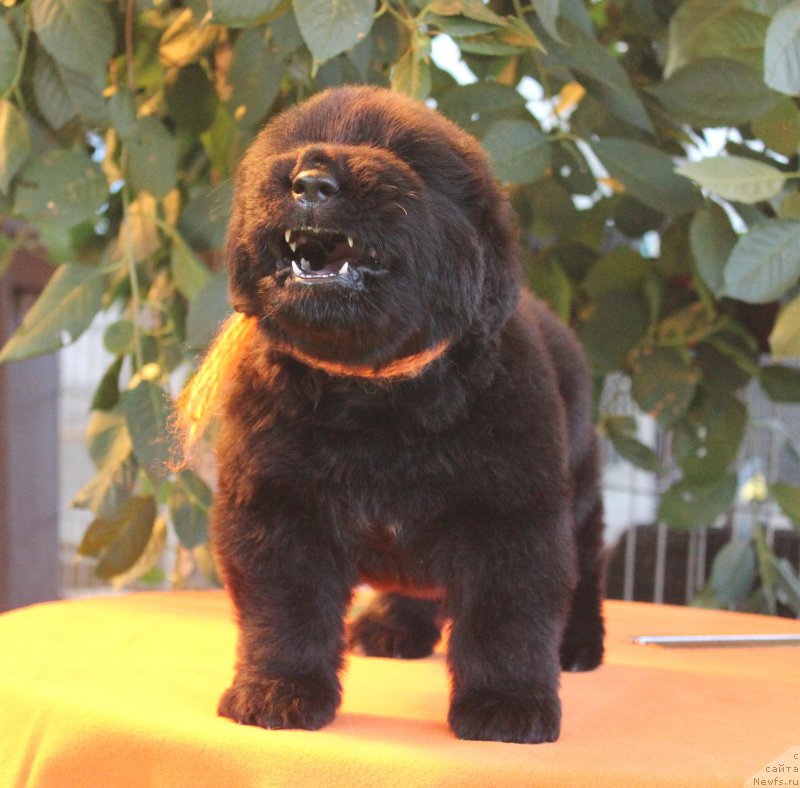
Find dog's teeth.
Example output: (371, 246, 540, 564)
(291, 260, 302, 276)
(347, 236, 354, 248)
(289, 241, 297, 252)
(339, 262, 349, 275)
(285, 229, 292, 243)
(300, 257, 311, 271)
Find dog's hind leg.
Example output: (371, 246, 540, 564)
(560, 442, 606, 673)
(348, 593, 442, 659)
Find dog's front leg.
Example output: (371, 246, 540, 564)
(213, 500, 356, 731)
(444, 510, 575, 744)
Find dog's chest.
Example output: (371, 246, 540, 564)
(357, 518, 441, 593)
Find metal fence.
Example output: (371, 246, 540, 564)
(58, 317, 800, 606)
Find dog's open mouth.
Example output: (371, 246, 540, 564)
(280, 228, 377, 287)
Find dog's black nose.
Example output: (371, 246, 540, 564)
(292, 170, 339, 203)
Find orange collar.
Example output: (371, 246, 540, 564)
(277, 338, 451, 380)
(173, 314, 450, 468)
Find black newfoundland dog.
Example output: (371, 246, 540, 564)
(211, 85, 605, 744)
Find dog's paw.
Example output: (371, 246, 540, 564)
(448, 687, 561, 744)
(348, 605, 440, 659)
(560, 631, 605, 672)
(217, 674, 340, 730)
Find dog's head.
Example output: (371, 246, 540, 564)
(228, 86, 519, 372)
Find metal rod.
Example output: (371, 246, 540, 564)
(631, 634, 800, 648)
(623, 526, 637, 602)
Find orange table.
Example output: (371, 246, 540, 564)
(1, 591, 798, 787)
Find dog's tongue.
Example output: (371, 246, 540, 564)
(297, 234, 353, 271)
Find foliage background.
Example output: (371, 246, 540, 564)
(1, 0, 799, 612)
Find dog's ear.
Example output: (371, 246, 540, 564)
(478, 187, 521, 333)
(226, 192, 263, 317)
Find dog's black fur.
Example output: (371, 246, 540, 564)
(213, 86, 605, 744)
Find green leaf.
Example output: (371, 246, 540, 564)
(0, 99, 30, 194)
(557, 20, 653, 134)
(658, 473, 738, 530)
(429, 14, 496, 37)
(710, 539, 756, 606)
(126, 117, 178, 199)
(525, 257, 571, 321)
(630, 347, 700, 425)
(437, 83, 526, 138)
(689, 202, 737, 297)
(0, 264, 105, 363)
(13, 148, 107, 227)
(200, 105, 237, 179)
(293, 0, 375, 64)
(392, 42, 432, 100)
(73, 454, 135, 516)
(665, 1, 768, 76)
(760, 364, 800, 402)
(30, 0, 114, 79)
(108, 516, 167, 588)
(689, 584, 724, 610)
(604, 416, 660, 472)
(658, 214, 694, 277)
(168, 469, 213, 548)
(0, 17, 19, 94)
(651, 58, 782, 127)
(74, 409, 136, 516)
(780, 192, 800, 219)
(581, 247, 651, 298)
(186, 270, 231, 348)
(764, 2, 800, 95)
(428, 0, 509, 27)
(657, 302, 716, 346)
(208, 0, 285, 27)
(78, 511, 127, 557)
(753, 526, 778, 614)
(577, 289, 649, 371)
(676, 156, 786, 204)
(32, 48, 106, 130)
(268, 9, 306, 61)
(696, 334, 757, 397)
(771, 482, 800, 532)
(86, 408, 132, 469)
(752, 99, 800, 158)
(742, 0, 789, 13)
(531, 0, 562, 43)
(120, 379, 171, 476)
(773, 556, 800, 614)
(769, 295, 800, 358)
(158, 8, 225, 67)
(91, 356, 123, 412)
(675, 397, 747, 482)
(0, 236, 16, 277)
(103, 320, 134, 355)
(108, 86, 137, 140)
(178, 182, 232, 252)
(165, 64, 218, 134)
(612, 196, 664, 238)
(171, 232, 211, 301)
(590, 138, 701, 217)
(455, 34, 524, 57)
(528, 178, 578, 239)
(227, 27, 281, 127)
(93, 496, 157, 578)
(32, 53, 74, 130)
(723, 219, 800, 303)
(483, 119, 549, 185)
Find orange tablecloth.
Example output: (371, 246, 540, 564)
(0, 591, 798, 787)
